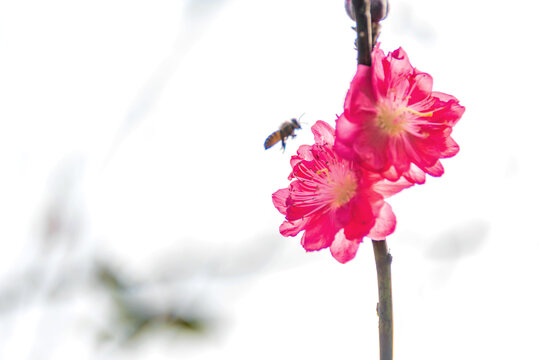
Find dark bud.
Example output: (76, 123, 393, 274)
(345, 0, 356, 21)
(345, 0, 389, 23)
(371, 0, 389, 22)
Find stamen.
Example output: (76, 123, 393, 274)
(331, 171, 357, 208)
(405, 108, 433, 117)
(377, 105, 405, 136)
(316, 168, 330, 179)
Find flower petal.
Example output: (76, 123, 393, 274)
(387, 136, 410, 174)
(371, 45, 388, 98)
(441, 136, 459, 158)
(312, 120, 335, 147)
(430, 94, 465, 126)
(352, 128, 389, 172)
(346, 65, 377, 118)
(343, 195, 375, 239)
(335, 113, 362, 161)
(301, 213, 338, 251)
(279, 218, 307, 237)
(403, 164, 426, 184)
(423, 160, 444, 177)
(367, 202, 396, 240)
(335, 113, 358, 144)
(330, 230, 361, 264)
(371, 177, 414, 198)
(387, 47, 412, 79)
(408, 72, 433, 104)
(272, 188, 289, 215)
(382, 166, 400, 181)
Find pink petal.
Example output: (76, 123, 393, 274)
(431, 91, 458, 102)
(296, 145, 313, 161)
(272, 188, 289, 215)
(403, 164, 426, 184)
(286, 201, 324, 221)
(390, 75, 412, 103)
(441, 136, 459, 158)
(346, 65, 377, 118)
(301, 213, 338, 251)
(368, 202, 396, 240)
(279, 218, 307, 237)
(343, 196, 375, 240)
(333, 139, 357, 161)
(352, 129, 389, 172)
(401, 136, 439, 180)
(330, 230, 361, 264)
(430, 95, 465, 126)
(334, 201, 353, 227)
(408, 72, 433, 104)
(372, 177, 414, 198)
(423, 160, 444, 177)
(382, 166, 400, 181)
(312, 120, 335, 147)
(386, 47, 413, 81)
(386, 136, 410, 174)
(406, 132, 450, 173)
(371, 45, 389, 98)
(335, 113, 361, 161)
(335, 113, 359, 144)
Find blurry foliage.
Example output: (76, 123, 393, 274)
(96, 263, 208, 344)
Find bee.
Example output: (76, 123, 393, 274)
(264, 118, 302, 151)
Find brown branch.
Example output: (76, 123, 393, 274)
(352, 0, 373, 66)
(373, 240, 393, 360)
(350, 2, 393, 358)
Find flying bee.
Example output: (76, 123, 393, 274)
(264, 118, 302, 151)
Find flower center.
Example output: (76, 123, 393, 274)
(290, 155, 359, 217)
(376, 104, 433, 136)
(329, 170, 357, 208)
(376, 105, 406, 135)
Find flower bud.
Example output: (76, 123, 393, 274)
(371, 0, 388, 22)
(345, 0, 356, 21)
(345, 0, 388, 22)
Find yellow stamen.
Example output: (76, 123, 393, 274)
(377, 105, 434, 136)
(316, 168, 329, 176)
(316, 168, 330, 179)
(405, 108, 433, 117)
(377, 106, 405, 136)
(331, 173, 357, 208)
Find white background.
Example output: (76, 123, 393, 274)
(0, 0, 538, 359)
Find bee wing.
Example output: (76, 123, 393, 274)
(264, 131, 282, 149)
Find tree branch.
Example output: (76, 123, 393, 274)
(352, 0, 373, 66)
(373, 240, 393, 360)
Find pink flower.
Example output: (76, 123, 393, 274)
(272, 121, 411, 263)
(335, 45, 465, 184)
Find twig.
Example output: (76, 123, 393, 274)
(373, 240, 393, 360)
(351, 1, 393, 358)
(352, 0, 373, 66)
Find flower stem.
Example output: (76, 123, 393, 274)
(372, 240, 393, 360)
(352, 0, 372, 66)
(351, 1, 393, 357)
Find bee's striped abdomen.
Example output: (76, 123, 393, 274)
(264, 131, 282, 149)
